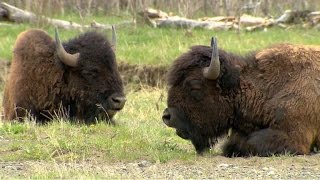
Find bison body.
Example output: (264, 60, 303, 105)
(3, 29, 126, 124)
(163, 42, 320, 156)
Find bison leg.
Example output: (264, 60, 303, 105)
(223, 128, 310, 157)
(191, 134, 211, 155)
(222, 131, 252, 157)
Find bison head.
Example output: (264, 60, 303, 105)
(162, 38, 240, 154)
(55, 27, 126, 123)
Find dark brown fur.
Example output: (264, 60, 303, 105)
(164, 44, 320, 156)
(3, 29, 125, 124)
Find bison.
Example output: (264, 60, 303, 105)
(3, 27, 126, 124)
(162, 37, 320, 156)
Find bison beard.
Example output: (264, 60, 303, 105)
(3, 28, 126, 124)
(163, 39, 320, 156)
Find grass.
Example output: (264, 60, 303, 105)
(0, 88, 225, 179)
(0, 12, 320, 178)
(1, 13, 320, 65)
(0, 88, 201, 163)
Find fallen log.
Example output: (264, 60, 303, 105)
(139, 8, 168, 19)
(0, 2, 133, 30)
(0, 2, 84, 29)
(140, 8, 320, 31)
(152, 15, 273, 30)
(245, 21, 274, 32)
(155, 16, 234, 30)
(140, 8, 274, 30)
(240, 14, 273, 26)
(276, 10, 313, 24)
(308, 11, 320, 25)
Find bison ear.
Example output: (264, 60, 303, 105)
(219, 64, 240, 92)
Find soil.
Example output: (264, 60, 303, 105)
(118, 61, 168, 88)
(1, 154, 320, 178)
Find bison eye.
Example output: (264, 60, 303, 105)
(81, 69, 98, 81)
(190, 89, 203, 100)
(187, 79, 204, 100)
(187, 79, 202, 90)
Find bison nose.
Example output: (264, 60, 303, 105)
(110, 94, 127, 110)
(162, 108, 172, 126)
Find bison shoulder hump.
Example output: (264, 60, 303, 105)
(256, 43, 320, 63)
(255, 44, 294, 61)
(14, 29, 54, 57)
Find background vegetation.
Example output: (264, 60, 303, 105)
(4, 0, 320, 18)
(1, 20, 320, 65)
(0, 0, 320, 178)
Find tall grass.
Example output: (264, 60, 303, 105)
(1, 22, 320, 64)
(0, 88, 206, 164)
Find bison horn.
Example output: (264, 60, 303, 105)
(203, 37, 220, 80)
(55, 28, 80, 67)
(111, 25, 117, 51)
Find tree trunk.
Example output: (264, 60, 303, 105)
(261, 0, 269, 16)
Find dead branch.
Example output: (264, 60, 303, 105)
(0, 2, 133, 30)
(140, 8, 320, 31)
(140, 8, 274, 30)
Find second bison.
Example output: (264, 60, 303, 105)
(3, 28, 126, 124)
(162, 38, 320, 156)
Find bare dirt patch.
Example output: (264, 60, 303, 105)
(0, 161, 26, 178)
(118, 61, 168, 88)
(1, 154, 320, 179)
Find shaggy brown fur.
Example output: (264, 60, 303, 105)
(163, 44, 320, 156)
(3, 29, 125, 124)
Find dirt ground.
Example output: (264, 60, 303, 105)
(118, 61, 168, 88)
(1, 154, 320, 179)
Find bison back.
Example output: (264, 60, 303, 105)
(3, 29, 61, 121)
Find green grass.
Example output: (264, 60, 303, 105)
(0, 88, 204, 164)
(0, 88, 222, 178)
(1, 12, 320, 178)
(1, 13, 320, 65)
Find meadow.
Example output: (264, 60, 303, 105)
(1, 12, 320, 178)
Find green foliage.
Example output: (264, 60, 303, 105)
(0, 12, 320, 178)
(0, 89, 196, 163)
(0, 122, 27, 134)
(1, 15, 320, 65)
